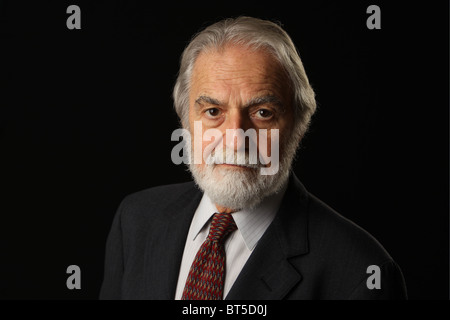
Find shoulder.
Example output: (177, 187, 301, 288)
(287, 175, 391, 263)
(305, 192, 407, 298)
(307, 192, 392, 263)
(116, 181, 200, 230)
(121, 181, 198, 209)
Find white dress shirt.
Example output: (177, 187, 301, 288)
(174, 182, 288, 300)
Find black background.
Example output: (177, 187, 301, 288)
(0, 0, 448, 300)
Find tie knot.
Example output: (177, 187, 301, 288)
(208, 212, 237, 243)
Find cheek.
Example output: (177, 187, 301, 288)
(190, 126, 222, 167)
(254, 130, 273, 161)
(188, 108, 196, 129)
(278, 113, 295, 139)
(257, 120, 292, 157)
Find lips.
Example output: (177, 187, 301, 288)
(215, 163, 259, 169)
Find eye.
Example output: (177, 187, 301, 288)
(205, 108, 221, 117)
(254, 109, 274, 119)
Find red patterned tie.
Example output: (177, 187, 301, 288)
(181, 212, 237, 300)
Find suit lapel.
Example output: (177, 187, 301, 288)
(143, 183, 202, 299)
(226, 174, 310, 300)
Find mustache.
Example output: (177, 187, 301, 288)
(205, 148, 267, 168)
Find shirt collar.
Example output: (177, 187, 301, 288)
(190, 181, 288, 251)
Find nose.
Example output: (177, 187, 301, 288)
(223, 109, 252, 151)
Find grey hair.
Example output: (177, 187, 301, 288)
(173, 16, 317, 141)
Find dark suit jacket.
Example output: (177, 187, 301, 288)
(100, 174, 407, 299)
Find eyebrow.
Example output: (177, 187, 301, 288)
(244, 95, 284, 110)
(195, 95, 284, 110)
(195, 96, 222, 106)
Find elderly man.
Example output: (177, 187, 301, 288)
(100, 16, 407, 300)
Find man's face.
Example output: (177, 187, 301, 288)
(187, 44, 297, 210)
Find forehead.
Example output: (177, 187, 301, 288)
(191, 45, 289, 99)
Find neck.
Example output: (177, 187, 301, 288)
(215, 204, 235, 214)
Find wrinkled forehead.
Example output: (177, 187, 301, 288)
(190, 45, 291, 102)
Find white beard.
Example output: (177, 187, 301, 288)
(186, 130, 300, 211)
